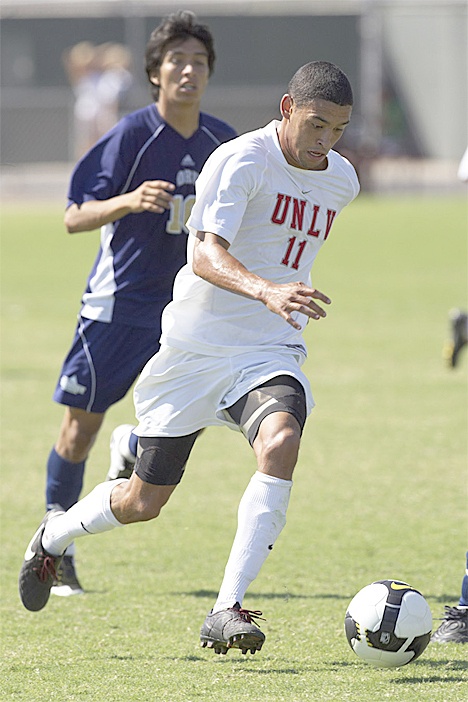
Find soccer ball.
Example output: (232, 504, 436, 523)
(344, 579, 432, 668)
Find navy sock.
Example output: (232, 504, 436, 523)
(129, 431, 138, 458)
(459, 551, 468, 607)
(46, 447, 86, 511)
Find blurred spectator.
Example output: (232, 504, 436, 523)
(94, 43, 132, 138)
(63, 41, 132, 159)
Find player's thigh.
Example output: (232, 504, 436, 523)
(134, 433, 201, 486)
(134, 348, 233, 435)
(225, 374, 307, 479)
(111, 434, 199, 521)
(225, 375, 307, 445)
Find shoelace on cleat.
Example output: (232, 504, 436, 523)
(34, 555, 59, 583)
(233, 607, 266, 626)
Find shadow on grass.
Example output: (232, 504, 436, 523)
(428, 594, 462, 604)
(175, 589, 353, 602)
(328, 661, 362, 668)
(297, 657, 468, 683)
(165, 654, 301, 673)
(395, 676, 466, 684)
(414, 658, 468, 670)
(388, 658, 468, 685)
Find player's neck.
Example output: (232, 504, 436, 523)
(156, 100, 201, 139)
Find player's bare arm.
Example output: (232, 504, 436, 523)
(64, 180, 176, 233)
(193, 231, 331, 330)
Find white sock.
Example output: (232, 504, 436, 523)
(212, 471, 292, 614)
(42, 479, 127, 556)
(64, 542, 75, 557)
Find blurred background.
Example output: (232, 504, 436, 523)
(1, 0, 467, 197)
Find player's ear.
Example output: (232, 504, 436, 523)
(280, 94, 293, 120)
(149, 71, 160, 87)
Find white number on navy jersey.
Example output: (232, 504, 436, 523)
(166, 194, 196, 235)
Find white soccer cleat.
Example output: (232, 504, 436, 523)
(106, 424, 136, 480)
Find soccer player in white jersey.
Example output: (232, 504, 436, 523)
(20, 61, 359, 654)
(431, 147, 468, 644)
(39, 11, 236, 596)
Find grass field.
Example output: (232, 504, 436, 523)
(1, 195, 467, 701)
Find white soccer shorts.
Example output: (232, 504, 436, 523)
(133, 345, 314, 438)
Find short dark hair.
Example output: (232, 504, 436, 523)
(288, 61, 353, 107)
(145, 10, 216, 100)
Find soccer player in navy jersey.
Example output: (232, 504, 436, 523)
(43, 10, 236, 595)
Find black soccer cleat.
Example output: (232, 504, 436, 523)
(51, 554, 84, 597)
(431, 606, 468, 644)
(200, 602, 266, 655)
(19, 510, 64, 612)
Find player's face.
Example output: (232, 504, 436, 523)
(278, 96, 352, 171)
(151, 37, 210, 107)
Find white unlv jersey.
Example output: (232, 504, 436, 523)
(160, 119, 360, 356)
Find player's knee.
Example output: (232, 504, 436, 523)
(112, 435, 200, 524)
(56, 427, 95, 462)
(119, 502, 162, 524)
(128, 497, 162, 522)
(57, 408, 103, 461)
(113, 482, 166, 524)
(257, 420, 301, 466)
(270, 424, 301, 458)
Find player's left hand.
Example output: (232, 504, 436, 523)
(260, 281, 331, 330)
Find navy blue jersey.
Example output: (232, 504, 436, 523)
(67, 104, 236, 328)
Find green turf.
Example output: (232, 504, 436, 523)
(1, 196, 467, 701)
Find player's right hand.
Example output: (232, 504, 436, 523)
(129, 180, 176, 214)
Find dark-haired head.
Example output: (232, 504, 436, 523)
(145, 10, 215, 100)
(288, 61, 353, 108)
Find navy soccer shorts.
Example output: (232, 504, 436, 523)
(53, 316, 161, 413)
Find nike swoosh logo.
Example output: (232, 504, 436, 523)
(390, 581, 413, 591)
(23, 510, 64, 560)
(24, 525, 44, 560)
